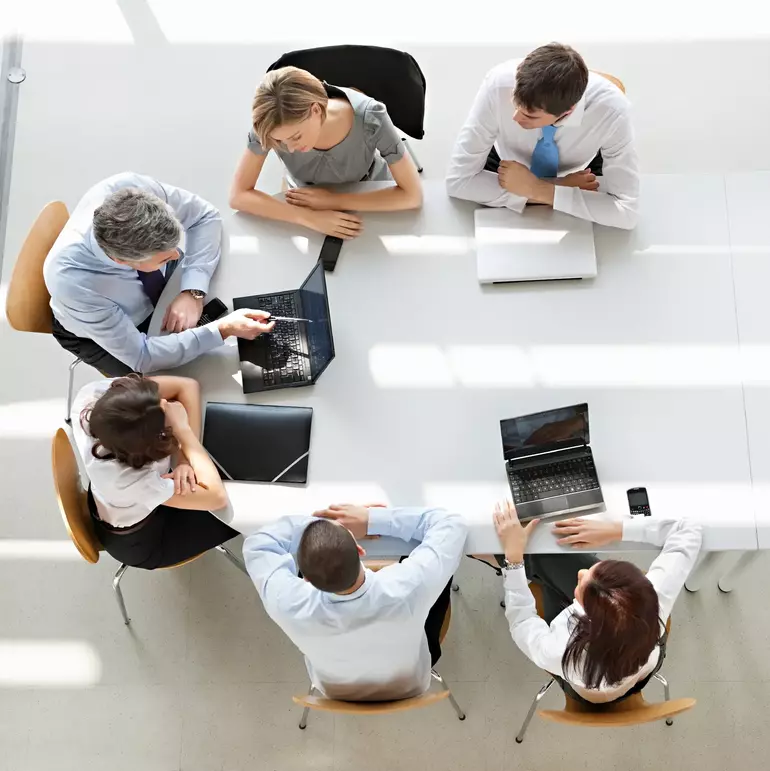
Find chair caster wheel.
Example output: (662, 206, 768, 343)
(515, 738, 523, 744)
(459, 714, 466, 721)
(666, 719, 673, 726)
(500, 600, 506, 608)
(299, 725, 307, 730)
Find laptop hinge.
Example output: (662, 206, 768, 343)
(508, 443, 586, 462)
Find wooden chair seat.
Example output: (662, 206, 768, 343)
(6, 201, 69, 334)
(293, 689, 449, 716)
(541, 694, 697, 727)
(592, 70, 626, 94)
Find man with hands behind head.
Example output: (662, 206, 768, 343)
(243, 503, 468, 702)
(44, 172, 275, 376)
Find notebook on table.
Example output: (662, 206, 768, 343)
(202, 402, 313, 484)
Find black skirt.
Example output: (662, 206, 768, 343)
(87, 488, 239, 570)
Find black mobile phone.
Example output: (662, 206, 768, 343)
(320, 235, 343, 272)
(627, 487, 651, 516)
(197, 297, 228, 326)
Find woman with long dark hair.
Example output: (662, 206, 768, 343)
(71, 375, 239, 569)
(493, 501, 702, 704)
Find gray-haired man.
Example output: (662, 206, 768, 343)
(44, 172, 274, 376)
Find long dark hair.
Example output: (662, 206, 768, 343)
(562, 560, 662, 689)
(80, 375, 179, 469)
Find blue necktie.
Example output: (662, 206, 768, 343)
(530, 125, 559, 179)
(138, 269, 167, 306)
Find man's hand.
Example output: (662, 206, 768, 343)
(553, 170, 600, 191)
(286, 187, 337, 211)
(312, 503, 385, 540)
(217, 309, 275, 340)
(552, 518, 623, 548)
(162, 462, 198, 495)
(300, 209, 363, 239)
(163, 291, 204, 333)
(498, 160, 555, 205)
(493, 500, 539, 563)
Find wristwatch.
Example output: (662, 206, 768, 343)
(185, 289, 206, 300)
(503, 558, 525, 571)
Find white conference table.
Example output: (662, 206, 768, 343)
(159, 176, 757, 558)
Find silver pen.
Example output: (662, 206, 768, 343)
(268, 316, 313, 323)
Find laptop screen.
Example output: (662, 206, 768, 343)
(299, 260, 335, 379)
(501, 404, 589, 460)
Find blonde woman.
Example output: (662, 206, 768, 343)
(229, 67, 422, 239)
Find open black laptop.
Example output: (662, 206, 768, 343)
(500, 404, 604, 522)
(233, 260, 335, 394)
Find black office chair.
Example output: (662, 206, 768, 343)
(267, 44, 426, 172)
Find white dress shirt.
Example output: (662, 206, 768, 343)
(44, 172, 225, 373)
(243, 507, 468, 701)
(446, 60, 640, 230)
(503, 518, 702, 703)
(71, 379, 174, 527)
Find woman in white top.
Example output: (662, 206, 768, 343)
(72, 374, 237, 569)
(493, 501, 702, 705)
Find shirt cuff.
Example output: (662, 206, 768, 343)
(552, 184, 574, 215)
(197, 321, 225, 347)
(621, 516, 646, 543)
(503, 563, 530, 591)
(505, 192, 528, 213)
(367, 507, 392, 537)
(180, 266, 213, 294)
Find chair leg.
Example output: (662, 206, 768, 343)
(404, 138, 423, 173)
(653, 672, 674, 725)
(112, 564, 131, 626)
(515, 678, 555, 743)
(299, 685, 315, 729)
(431, 669, 466, 721)
(65, 358, 82, 425)
(215, 544, 248, 576)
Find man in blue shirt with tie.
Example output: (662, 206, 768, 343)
(447, 43, 639, 229)
(44, 172, 274, 375)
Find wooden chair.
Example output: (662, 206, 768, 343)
(593, 70, 626, 94)
(514, 582, 695, 742)
(51, 427, 246, 626)
(5, 202, 83, 423)
(294, 559, 465, 729)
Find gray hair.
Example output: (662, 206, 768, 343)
(92, 188, 181, 263)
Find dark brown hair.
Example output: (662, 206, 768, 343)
(80, 375, 179, 470)
(297, 519, 361, 593)
(562, 560, 662, 689)
(514, 43, 589, 117)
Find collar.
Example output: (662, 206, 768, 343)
(325, 570, 371, 603)
(553, 94, 586, 129)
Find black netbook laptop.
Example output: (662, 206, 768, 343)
(500, 404, 604, 521)
(203, 402, 313, 484)
(233, 260, 335, 394)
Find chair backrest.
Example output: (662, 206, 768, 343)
(592, 70, 626, 94)
(267, 45, 427, 139)
(539, 694, 696, 727)
(51, 428, 101, 564)
(293, 689, 450, 716)
(6, 201, 69, 334)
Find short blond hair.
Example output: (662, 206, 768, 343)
(252, 67, 328, 150)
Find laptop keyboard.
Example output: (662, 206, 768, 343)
(508, 456, 599, 503)
(255, 294, 307, 386)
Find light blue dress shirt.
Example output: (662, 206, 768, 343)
(44, 172, 224, 373)
(243, 507, 468, 702)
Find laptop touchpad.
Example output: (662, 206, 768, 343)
(543, 496, 570, 514)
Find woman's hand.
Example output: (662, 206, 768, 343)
(552, 518, 623, 548)
(493, 500, 539, 562)
(300, 209, 363, 239)
(162, 462, 198, 495)
(286, 187, 337, 210)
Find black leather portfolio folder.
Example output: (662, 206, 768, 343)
(202, 402, 313, 484)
